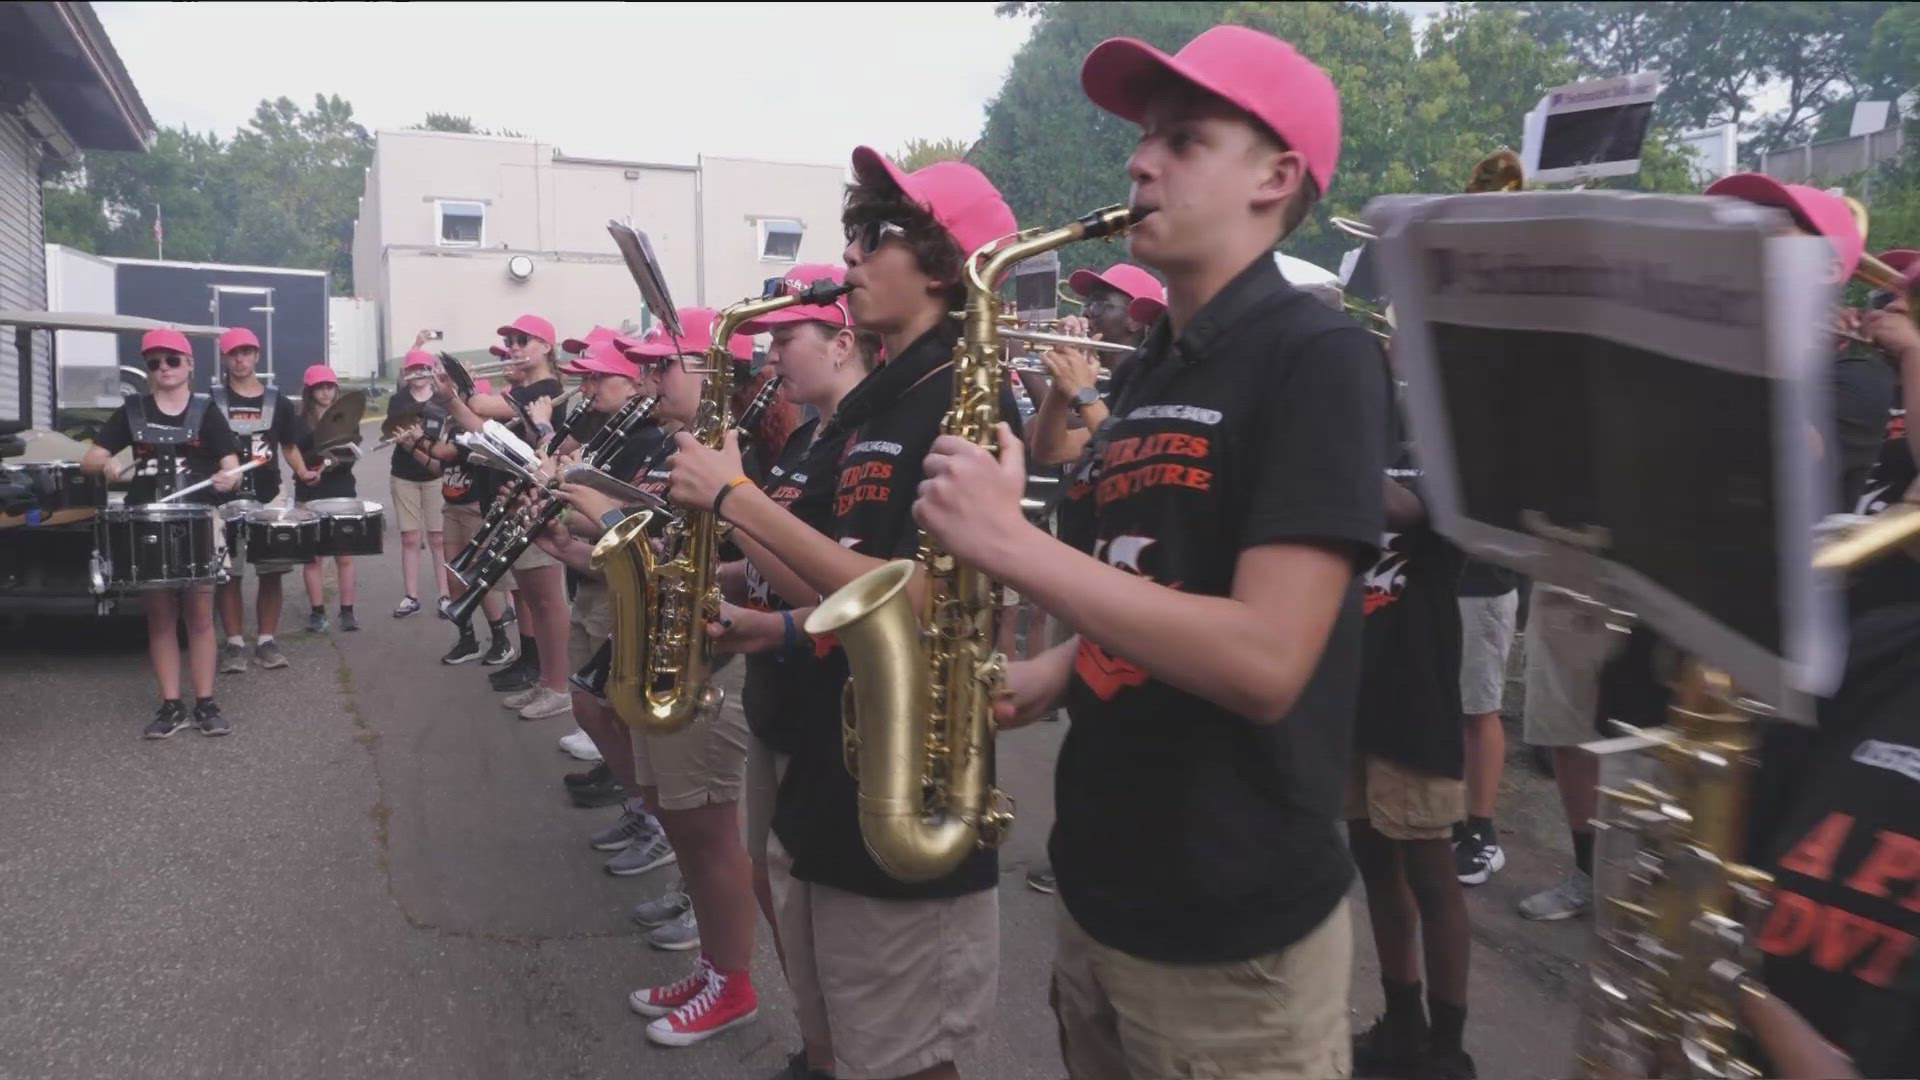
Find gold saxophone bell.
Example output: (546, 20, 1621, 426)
(591, 510, 659, 730)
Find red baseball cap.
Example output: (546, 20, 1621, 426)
(561, 325, 619, 355)
(1068, 263, 1165, 306)
(741, 263, 852, 333)
(1081, 25, 1342, 195)
(495, 313, 556, 346)
(850, 148, 1016, 257)
(401, 350, 436, 370)
(1127, 294, 1169, 326)
(302, 364, 340, 388)
(219, 327, 261, 355)
(572, 341, 641, 379)
(141, 328, 193, 356)
(1706, 173, 1863, 282)
(628, 308, 754, 361)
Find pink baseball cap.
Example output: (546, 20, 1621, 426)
(561, 325, 619, 355)
(495, 313, 556, 346)
(1127, 294, 1169, 326)
(401, 350, 436, 370)
(141, 328, 193, 356)
(302, 364, 340, 388)
(488, 344, 510, 359)
(850, 148, 1016, 257)
(572, 341, 641, 379)
(1081, 25, 1342, 195)
(219, 327, 261, 355)
(1068, 263, 1165, 306)
(1878, 249, 1919, 289)
(473, 378, 495, 395)
(1706, 173, 1863, 282)
(628, 308, 754, 362)
(741, 263, 852, 333)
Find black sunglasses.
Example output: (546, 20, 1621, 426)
(144, 352, 187, 371)
(504, 332, 531, 348)
(851, 220, 909, 256)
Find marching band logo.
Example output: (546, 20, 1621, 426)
(1363, 531, 1413, 614)
(1075, 535, 1158, 700)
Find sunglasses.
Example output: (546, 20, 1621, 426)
(144, 352, 187, 371)
(504, 333, 531, 348)
(851, 220, 909, 256)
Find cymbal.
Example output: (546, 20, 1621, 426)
(307, 389, 368, 450)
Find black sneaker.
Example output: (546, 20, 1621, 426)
(767, 1051, 833, 1080)
(193, 700, 232, 737)
(143, 701, 189, 740)
(442, 631, 482, 665)
(565, 763, 612, 789)
(489, 657, 537, 692)
(480, 631, 517, 666)
(338, 609, 360, 632)
(1452, 823, 1506, 886)
(569, 775, 627, 809)
(1416, 1048, 1478, 1080)
(1353, 1016, 1428, 1080)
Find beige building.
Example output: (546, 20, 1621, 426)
(350, 129, 848, 366)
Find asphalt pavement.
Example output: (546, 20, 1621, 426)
(2, 448, 1591, 1080)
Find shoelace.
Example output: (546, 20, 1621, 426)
(670, 969, 727, 1025)
(648, 959, 711, 1005)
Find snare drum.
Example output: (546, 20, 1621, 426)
(217, 499, 265, 565)
(307, 498, 385, 556)
(1, 461, 107, 528)
(96, 503, 222, 590)
(243, 507, 320, 568)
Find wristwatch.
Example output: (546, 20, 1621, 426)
(1070, 386, 1100, 412)
(599, 508, 629, 530)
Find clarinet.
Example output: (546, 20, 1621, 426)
(446, 395, 602, 578)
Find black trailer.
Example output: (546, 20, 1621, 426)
(110, 259, 329, 394)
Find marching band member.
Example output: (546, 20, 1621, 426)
(912, 26, 1386, 1077)
(211, 327, 309, 673)
(442, 315, 573, 720)
(1025, 261, 1164, 468)
(667, 152, 1019, 1080)
(82, 329, 243, 738)
(430, 375, 517, 666)
(294, 365, 360, 633)
(387, 346, 451, 620)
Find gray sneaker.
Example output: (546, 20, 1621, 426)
(305, 610, 329, 633)
(255, 640, 289, 670)
(647, 908, 701, 952)
(631, 881, 692, 927)
(219, 642, 248, 674)
(1518, 871, 1593, 921)
(589, 807, 660, 852)
(605, 832, 677, 877)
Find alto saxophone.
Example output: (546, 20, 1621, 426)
(807, 205, 1144, 883)
(606, 280, 849, 734)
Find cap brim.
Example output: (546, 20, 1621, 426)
(851, 145, 911, 201)
(1066, 269, 1106, 298)
(740, 306, 846, 334)
(493, 325, 516, 339)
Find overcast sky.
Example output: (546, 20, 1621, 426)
(96, 1, 1445, 168)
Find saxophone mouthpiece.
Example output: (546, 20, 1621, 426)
(799, 279, 855, 305)
(1077, 204, 1151, 240)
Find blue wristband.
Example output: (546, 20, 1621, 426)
(780, 610, 798, 658)
(599, 508, 628, 531)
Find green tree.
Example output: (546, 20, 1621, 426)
(894, 137, 974, 171)
(410, 112, 526, 138)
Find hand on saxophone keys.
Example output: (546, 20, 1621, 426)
(913, 422, 1035, 573)
(666, 428, 748, 514)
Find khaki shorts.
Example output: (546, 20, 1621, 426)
(442, 502, 485, 552)
(1053, 900, 1352, 1080)
(390, 477, 444, 534)
(1522, 583, 1612, 746)
(1345, 754, 1464, 840)
(744, 736, 784, 863)
(629, 691, 750, 810)
(513, 535, 557, 572)
(1459, 590, 1519, 716)
(768, 834, 998, 1079)
(567, 579, 614, 669)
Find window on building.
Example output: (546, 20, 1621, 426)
(437, 201, 485, 246)
(758, 218, 803, 262)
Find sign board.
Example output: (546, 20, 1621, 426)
(1522, 71, 1662, 185)
(1364, 190, 1843, 706)
(1849, 101, 1892, 138)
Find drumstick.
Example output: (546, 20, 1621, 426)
(159, 456, 268, 503)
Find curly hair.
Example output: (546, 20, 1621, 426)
(843, 176, 968, 311)
(731, 364, 800, 464)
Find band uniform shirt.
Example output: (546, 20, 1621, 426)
(94, 394, 240, 505)
(771, 319, 1021, 902)
(1850, 381, 1919, 610)
(441, 442, 482, 507)
(293, 427, 357, 502)
(213, 386, 303, 503)
(1359, 439, 1466, 779)
(1756, 600, 1920, 1078)
(1833, 351, 1898, 513)
(1056, 252, 1388, 963)
(387, 390, 449, 483)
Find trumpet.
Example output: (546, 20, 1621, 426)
(998, 326, 1135, 356)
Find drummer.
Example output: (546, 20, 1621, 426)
(81, 328, 243, 739)
(211, 327, 311, 675)
(294, 365, 361, 633)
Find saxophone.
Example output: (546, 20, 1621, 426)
(806, 205, 1144, 883)
(604, 280, 849, 735)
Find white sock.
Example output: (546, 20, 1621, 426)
(257, 634, 274, 645)
(227, 636, 245, 647)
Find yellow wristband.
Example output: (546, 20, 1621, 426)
(713, 475, 750, 516)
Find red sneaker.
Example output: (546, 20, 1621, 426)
(645, 969, 758, 1046)
(627, 959, 710, 1019)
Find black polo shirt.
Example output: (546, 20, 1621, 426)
(742, 417, 842, 755)
(1850, 385, 1920, 610)
(387, 390, 449, 483)
(770, 319, 1020, 901)
(1054, 252, 1389, 963)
